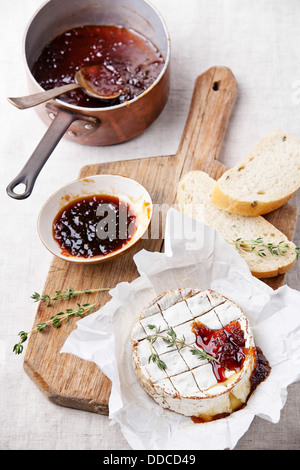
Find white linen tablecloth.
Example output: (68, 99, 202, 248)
(1, 0, 300, 450)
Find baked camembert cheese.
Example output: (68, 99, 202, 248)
(131, 288, 266, 422)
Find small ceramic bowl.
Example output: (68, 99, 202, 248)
(37, 174, 153, 263)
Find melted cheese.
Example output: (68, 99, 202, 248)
(131, 288, 256, 419)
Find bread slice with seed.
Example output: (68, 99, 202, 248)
(177, 170, 297, 278)
(210, 130, 300, 216)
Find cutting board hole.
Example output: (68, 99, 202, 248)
(212, 81, 220, 91)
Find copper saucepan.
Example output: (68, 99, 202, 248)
(7, 0, 170, 199)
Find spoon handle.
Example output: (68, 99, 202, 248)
(7, 83, 80, 109)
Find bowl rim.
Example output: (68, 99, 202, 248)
(37, 174, 153, 263)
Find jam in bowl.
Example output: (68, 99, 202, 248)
(37, 175, 153, 263)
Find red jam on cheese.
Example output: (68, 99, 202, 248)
(192, 320, 249, 382)
(191, 320, 271, 422)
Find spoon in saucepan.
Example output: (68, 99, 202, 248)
(8, 64, 125, 109)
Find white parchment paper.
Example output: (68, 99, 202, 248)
(61, 209, 300, 450)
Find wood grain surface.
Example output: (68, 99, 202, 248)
(23, 67, 298, 414)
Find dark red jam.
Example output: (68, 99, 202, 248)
(250, 346, 271, 392)
(32, 24, 165, 107)
(53, 195, 137, 258)
(192, 320, 248, 383)
(191, 321, 271, 423)
(78, 64, 125, 98)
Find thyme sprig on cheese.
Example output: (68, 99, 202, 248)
(146, 324, 226, 371)
(231, 237, 300, 259)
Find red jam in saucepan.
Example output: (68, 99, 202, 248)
(52, 195, 137, 258)
(32, 25, 165, 107)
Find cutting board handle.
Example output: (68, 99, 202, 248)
(177, 66, 238, 178)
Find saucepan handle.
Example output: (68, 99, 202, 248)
(6, 109, 78, 200)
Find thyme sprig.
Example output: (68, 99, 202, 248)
(13, 303, 95, 355)
(31, 286, 111, 306)
(13, 285, 112, 355)
(146, 324, 226, 371)
(231, 237, 300, 259)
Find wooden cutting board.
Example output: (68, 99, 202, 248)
(23, 66, 298, 414)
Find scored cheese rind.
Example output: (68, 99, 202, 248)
(131, 288, 256, 420)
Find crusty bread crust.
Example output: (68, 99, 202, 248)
(177, 170, 297, 278)
(249, 257, 296, 278)
(211, 183, 296, 217)
(211, 130, 300, 216)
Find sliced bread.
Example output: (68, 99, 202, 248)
(211, 130, 300, 216)
(177, 170, 297, 278)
